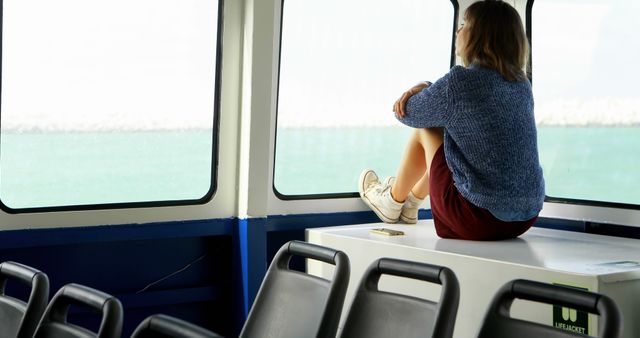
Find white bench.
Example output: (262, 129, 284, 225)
(306, 220, 640, 337)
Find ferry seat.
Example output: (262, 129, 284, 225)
(0, 261, 50, 338)
(477, 279, 622, 338)
(239, 240, 350, 338)
(339, 258, 460, 338)
(34, 283, 123, 338)
(131, 314, 224, 338)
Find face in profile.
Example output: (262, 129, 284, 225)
(454, 1, 529, 81)
(455, 19, 469, 57)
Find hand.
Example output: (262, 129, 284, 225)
(393, 82, 429, 118)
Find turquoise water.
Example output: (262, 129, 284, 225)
(274, 127, 414, 195)
(0, 131, 213, 208)
(1, 127, 638, 209)
(275, 127, 640, 205)
(537, 127, 640, 204)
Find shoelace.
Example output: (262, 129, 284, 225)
(365, 181, 391, 196)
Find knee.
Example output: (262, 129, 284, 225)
(415, 127, 444, 146)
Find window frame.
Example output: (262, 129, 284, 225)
(0, 0, 225, 214)
(272, 0, 460, 201)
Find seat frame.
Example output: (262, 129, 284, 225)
(478, 279, 622, 338)
(35, 283, 123, 338)
(240, 240, 350, 338)
(340, 257, 459, 338)
(0, 261, 50, 338)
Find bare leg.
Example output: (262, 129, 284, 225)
(391, 128, 444, 202)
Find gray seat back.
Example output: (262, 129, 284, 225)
(34, 283, 122, 338)
(478, 279, 622, 338)
(131, 314, 224, 338)
(240, 240, 350, 338)
(0, 261, 50, 338)
(340, 258, 459, 338)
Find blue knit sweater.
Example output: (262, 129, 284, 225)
(400, 64, 545, 221)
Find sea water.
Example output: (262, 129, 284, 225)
(276, 126, 640, 205)
(0, 127, 638, 209)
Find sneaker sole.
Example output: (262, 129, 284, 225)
(400, 213, 418, 224)
(359, 170, 399, 224)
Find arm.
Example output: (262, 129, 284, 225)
(393, 70, 456, 128)
(393, 81, 432, 118)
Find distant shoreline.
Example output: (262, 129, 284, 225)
(3, 97, 640, 131)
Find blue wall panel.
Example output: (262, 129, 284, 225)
(0, 219, 235, 337)
(1, 210, 638, 337)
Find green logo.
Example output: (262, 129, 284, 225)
(552, 284, 589, 335)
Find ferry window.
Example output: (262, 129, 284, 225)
(1, 0, 221, 210)
(532, 0, 640, 206)
(274, 0, 456, 197)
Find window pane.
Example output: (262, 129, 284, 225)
(533, 0, 640, 205)
(1, 0, 219, 209)
(275, 0, 454, 196)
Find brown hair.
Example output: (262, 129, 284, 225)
(461, 0, 529, 81)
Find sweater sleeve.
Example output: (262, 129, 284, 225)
(397, 67, 458, 128)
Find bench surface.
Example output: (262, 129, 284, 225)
(308, 221, 640, 280)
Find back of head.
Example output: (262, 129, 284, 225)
(462, 0, 529, 81)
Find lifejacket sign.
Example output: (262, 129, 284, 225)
(552, 283, 589, 335)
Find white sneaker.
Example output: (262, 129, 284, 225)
(383, 177, 425, 224)
(359, 170, 403, 223)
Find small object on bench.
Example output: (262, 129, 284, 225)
(370, 228, 405, 236)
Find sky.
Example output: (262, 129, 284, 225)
(1, 0, 218, 131)
(1, 0, 638, 131)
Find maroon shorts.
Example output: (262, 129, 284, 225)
(429, 145, 536, 240)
